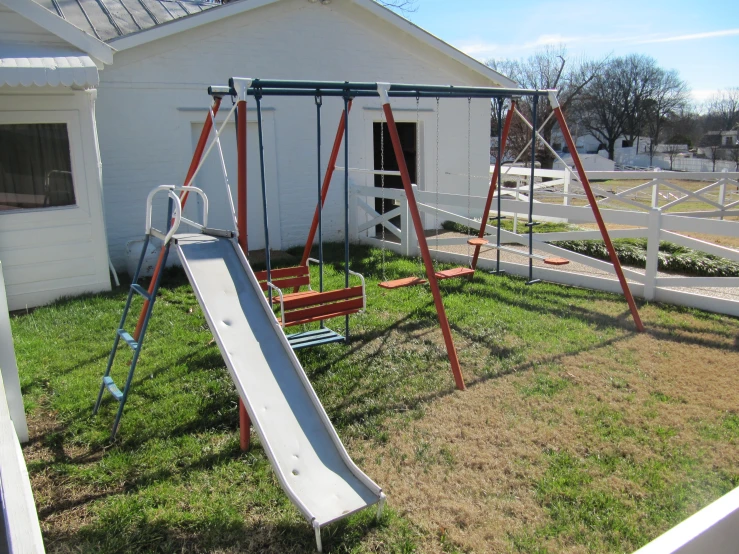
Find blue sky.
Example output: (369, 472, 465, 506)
(392, 0, 739, 106)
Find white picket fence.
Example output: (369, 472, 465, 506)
(350, 169, 739, 318)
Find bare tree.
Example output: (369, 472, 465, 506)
(708, 144, 721, 171)
(487, 46, 605, 168)
(643, 69, 689, 165)
(706, 87, 739, 131)
(730, 146, 739, 172)
(664, 144, 682, 170)
(576, 57, 632, 160)
(620, 55, 664, 146)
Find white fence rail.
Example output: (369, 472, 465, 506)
(350, 170, 739, 318)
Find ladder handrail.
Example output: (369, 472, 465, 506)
(145, 185, 209, 243)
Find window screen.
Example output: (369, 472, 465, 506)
(0, 123, 75, 211)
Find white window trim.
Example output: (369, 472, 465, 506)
(0, 109, 91, 227)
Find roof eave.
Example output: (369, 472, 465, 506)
(0, 0, 115, 65)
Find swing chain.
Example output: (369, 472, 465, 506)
(415, 94, 423, 273)
(434, 97, 440, 251)
(380, 103, 386, 282)
(467, 97, 472, 264)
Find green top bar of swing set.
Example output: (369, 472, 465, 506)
(217, 79, 555, 99)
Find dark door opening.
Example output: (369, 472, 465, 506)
(373, 122, 416, 236)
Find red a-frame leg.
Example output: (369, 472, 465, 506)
(471, 101, 516, 271)
(550, 95, 644, 332)
(380, 88, 466, 391)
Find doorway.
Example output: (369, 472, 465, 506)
(373, 122, 416, 236)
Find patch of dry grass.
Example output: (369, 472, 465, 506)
(362, 304, 739, 553)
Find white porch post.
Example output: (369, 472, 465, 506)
(0, 262, 29, 443)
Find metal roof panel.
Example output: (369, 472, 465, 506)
(31, 0, 217, 41)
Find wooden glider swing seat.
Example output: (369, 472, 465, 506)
(254, 263, 365, 327)
(246, 88, 365, 349)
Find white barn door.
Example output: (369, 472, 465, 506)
(189, 114, 281, 252)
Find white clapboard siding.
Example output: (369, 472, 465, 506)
(96, 0, 499, 269)
(0, 90, 111, 311)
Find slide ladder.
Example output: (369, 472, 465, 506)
(174, 232, 384, 551)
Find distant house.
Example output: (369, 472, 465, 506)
(0, 0, 114, 310)
(1, 0, 517, 309)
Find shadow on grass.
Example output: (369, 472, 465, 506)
(41, 514, 379, 554)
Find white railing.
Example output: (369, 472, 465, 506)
(1, 262, 44, 553)
(499, 166, 739, 216)
(634, 486, 739, 554)
(350, 170, 739, 318)
(1, 371, 45, 553)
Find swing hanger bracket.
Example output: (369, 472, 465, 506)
(229, 77, 253, 101)
(376, 82, 391, 105)
(547, 90, 560, 109)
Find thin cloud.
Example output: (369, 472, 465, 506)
(638, 28, 739, 44)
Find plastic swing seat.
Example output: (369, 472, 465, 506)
(435, 267, 475, 280)
(378, 276, 428, 289)
(544, 257, 570, 266)
(466, 238, 488, 246)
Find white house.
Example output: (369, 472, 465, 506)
(0, 0, 114, 310)
(25, 0, 515, 272)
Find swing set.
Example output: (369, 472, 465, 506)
(219, 79, 643, 392)
(97, 78, 644, 444)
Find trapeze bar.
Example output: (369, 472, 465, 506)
(334, 166, 402, 176)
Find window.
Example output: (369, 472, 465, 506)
(0, 123, 75, 211)
(725, 136, 733, 146)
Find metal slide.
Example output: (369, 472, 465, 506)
(174, 233, 384, 552)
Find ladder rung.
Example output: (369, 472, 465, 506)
(131, 284, 151, 300)
(103, 376, 123, 401)
(117, 329, 139, 350)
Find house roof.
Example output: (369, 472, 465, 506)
(26, 0, 517, 89)
(30, 0, 218, 42)
(0, 42, 99, 87)
(0, 0, 114, 64)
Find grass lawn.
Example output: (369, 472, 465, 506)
(12, 244, 739, 553)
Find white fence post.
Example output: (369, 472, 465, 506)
(644, 208, 662, 301)
(719, 171, 728, 221)
(563, 169, 571, 208)
(651, 180, 660, 209)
